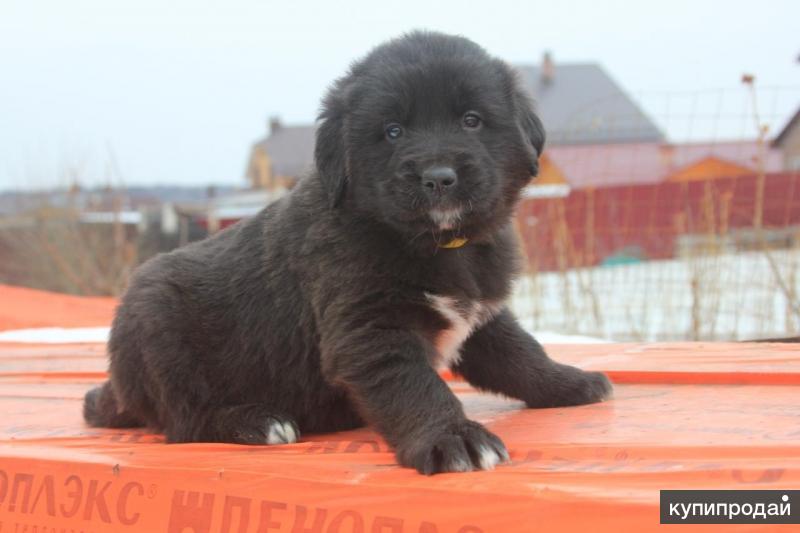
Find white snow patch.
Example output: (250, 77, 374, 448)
(510, 248, 800, 342)
(0, 323, 607, 346)
(531, 331, 611, 344)
(0, 327, 111, 343)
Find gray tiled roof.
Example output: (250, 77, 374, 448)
(516, 63, 664, 144)
(773, 107, 800, 147)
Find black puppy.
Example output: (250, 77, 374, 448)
(84, 31, 612, 474)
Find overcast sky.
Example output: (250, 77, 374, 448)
(1, 0, 798, 191)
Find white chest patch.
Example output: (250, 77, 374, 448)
(425, 293, 501, 368)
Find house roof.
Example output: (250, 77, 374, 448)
(667, 140, 781, 171)
(544, 142, 666, 189)
(544, 140, 783, 189)
(773, 107, 800, 147)
(516, 63, 665, 145)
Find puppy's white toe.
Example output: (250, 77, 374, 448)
(265, 419, 298, 444)
(447, 457, 473, 472)
(476, 445, 504, 470)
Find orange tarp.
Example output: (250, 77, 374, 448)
(0, 284, 116, 330)
(1, 288, 799, 532)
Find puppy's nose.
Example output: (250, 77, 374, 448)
(421, 166, 457, 193)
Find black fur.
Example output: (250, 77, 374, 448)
(84, 31, 611, 474)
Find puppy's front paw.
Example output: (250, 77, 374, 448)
(397, 420, 509, 475)
(527, 366, 613, 408)
(581, 370, 614, 403)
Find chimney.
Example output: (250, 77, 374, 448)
(541, 51, 555, 85)
(268, 115, 282, 136)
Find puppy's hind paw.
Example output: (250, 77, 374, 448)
(219, 406, 300, 446)
(265, 417, 299, 445)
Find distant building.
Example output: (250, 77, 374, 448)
(246, 117, 315, 191)
(773, 107, 800, 171)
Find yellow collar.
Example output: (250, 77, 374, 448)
(439, 237, 469, 249)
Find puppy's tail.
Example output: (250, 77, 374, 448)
(83, 382, 142, 428)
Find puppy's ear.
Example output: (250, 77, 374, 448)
(515, 96, 546, 177)
(520, 108, 545, 175)
(503, 64, 546, 177)
(315, 87, 350, 208)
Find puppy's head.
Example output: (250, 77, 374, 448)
(315, 31, 545, 245)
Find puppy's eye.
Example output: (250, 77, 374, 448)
(385, 123, 403, 141)
(462, 112, 482, 129)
